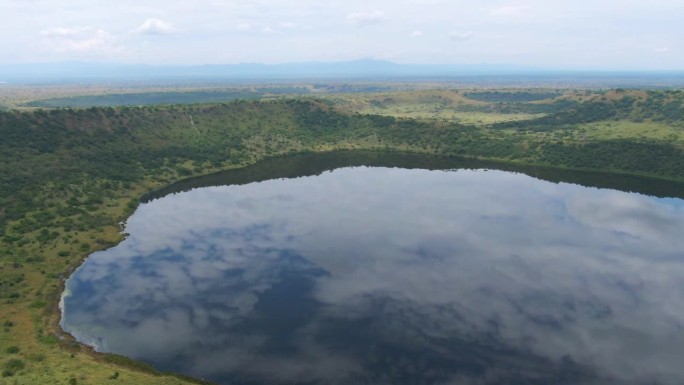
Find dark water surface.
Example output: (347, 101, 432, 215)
(62, 152, 684, 385)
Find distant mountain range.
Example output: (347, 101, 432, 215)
(0, 59, 536, 82)
(0, 59, 682, 83)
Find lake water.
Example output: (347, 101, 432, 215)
(62, 152, 684, 385)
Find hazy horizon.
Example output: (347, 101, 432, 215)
(3, 59, 684, 86)
(3, 58, 684, 72)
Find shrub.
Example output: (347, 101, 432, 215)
(2, 358, 25, 376)
(5, 346, 19, 354)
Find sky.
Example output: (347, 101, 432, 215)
(1, 0, 683, 70)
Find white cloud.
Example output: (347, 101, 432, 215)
(489, 4, 531, 17)
(40, 26, 120, 53)
(347, 10, 386, 26)
(654, 47, 670, 53)
(236, 22, 252, 31)
(39, 26, 91, 37)
(449, 30, 474, 41)
(132, 18, 174, 35)
(410, 30, 423, 38)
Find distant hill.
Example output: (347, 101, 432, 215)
(0, 59, 541, 82)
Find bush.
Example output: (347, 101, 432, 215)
(2, 358, 25, 376)
(5, 346, 19, 354)
(30, 300, 47, 308)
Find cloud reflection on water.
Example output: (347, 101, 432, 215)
(63, 167, 684, 384)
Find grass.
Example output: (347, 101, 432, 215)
(368, 109, 545, 126)
(323, 89, 552, 126)
(579, 120, 683, 143)
(0, 176, 208, 385)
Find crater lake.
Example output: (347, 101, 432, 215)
(61, 152, 684, 385)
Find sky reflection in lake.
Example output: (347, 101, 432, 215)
(62, 166, 684, 385)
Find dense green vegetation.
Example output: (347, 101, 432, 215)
(0, 88, 683, 384)
(24, 91, 263, 108)
(23, 88, 310, 108)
